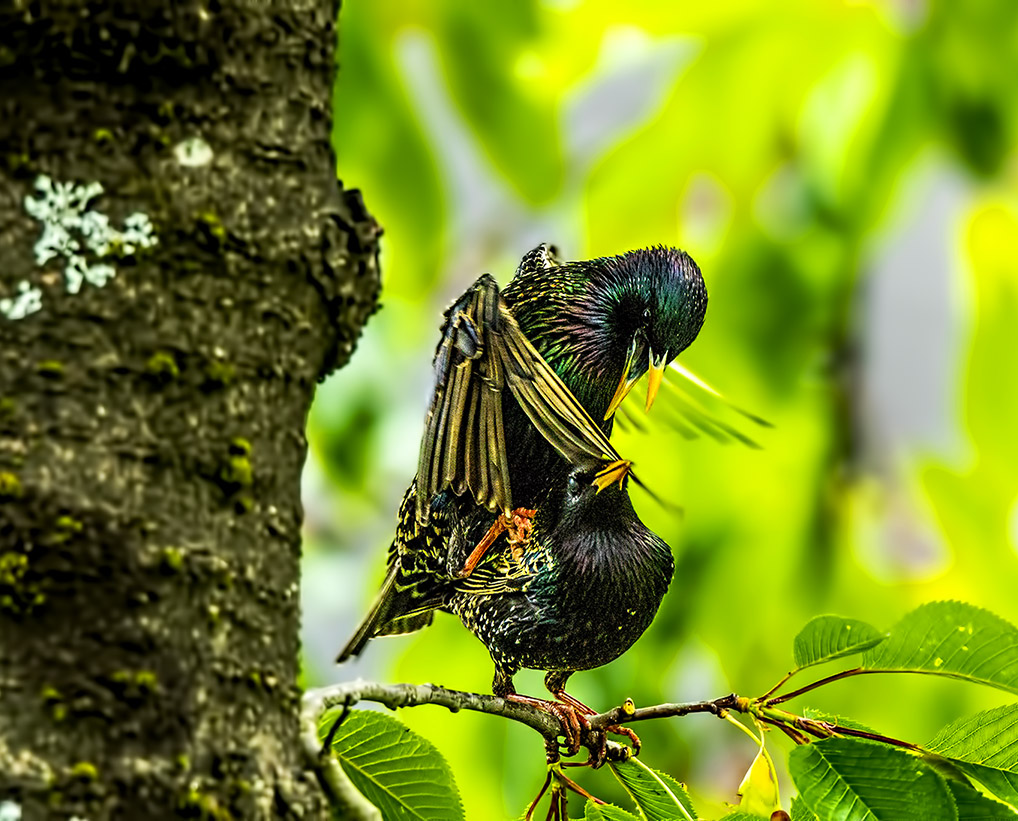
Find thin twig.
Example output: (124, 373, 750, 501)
(757, 668, 799, 701)
(763, 667, 869, 705)
(589, 692, 744, 732)
(801, 720, 927, 754)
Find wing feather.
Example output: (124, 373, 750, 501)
(417, 272, 635, 525)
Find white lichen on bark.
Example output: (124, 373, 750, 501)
(2, 174, 159, 321)
(174, 136, 214, 167)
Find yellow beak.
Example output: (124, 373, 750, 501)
(645, 351, 667, 412)
(604, 342, 641, 420)
(592, 459, 633, 493)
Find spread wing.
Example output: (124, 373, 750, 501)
(416, 274, 624, 524)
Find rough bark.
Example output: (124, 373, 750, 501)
(0, 1, 380, 818)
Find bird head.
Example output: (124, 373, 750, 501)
(549, 458, 635, 532)
(597, 247, 707, 419)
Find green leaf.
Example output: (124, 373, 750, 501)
(716, 813, 770, 820)
(861, 602, 1018, 695)
(862, 602, 1018, 695)
(790, 796, 819, 820)
(320, 708, 465, 821)
(793, 616, 885, 669)
(947, 780, 1018, 820)
(585, 803, 642, 821)
(927, 704, 1018, 808)
(789, 738, 956, 820)
(609, 758, 698, 820)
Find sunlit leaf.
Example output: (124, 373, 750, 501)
(790, 796, 819, 820)
(609, 758, 697, 820)
(737, 744, 780, 816)
(861, 602, 1018, 695)
(789, 738, 955, 820)
(927, 704, 1018, 809)
(585, 803, 642, 821)
(320, 708, 465, 821)
(793, 616, 885, 669)
(947, 779, 1018, 820)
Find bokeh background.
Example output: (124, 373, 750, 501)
(302, 1, 1018, 817)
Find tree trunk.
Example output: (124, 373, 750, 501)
(0, 1, 380, 818)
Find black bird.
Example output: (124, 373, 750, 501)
(450, 458, 674, 758)
(338, 245, 706, 661)
(417, 244, 708, 529)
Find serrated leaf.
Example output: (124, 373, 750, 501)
(947, 780, 1018, 820)
(319, 708, 464, 821)
(862, 602, 1018, 695)
(790, 796, 819, 820)
(927, 704, 1018, 808)
(585, 802, 642, 821)
(717, 813, 770, 820)
(793, 616, 885, 669)
(789, 738, 956, 820)
(609, 758, 697, 820)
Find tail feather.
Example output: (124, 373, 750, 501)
(337, 565, 399, 663)
(375, 611, 434, 637)
(335, 564, 441, 663)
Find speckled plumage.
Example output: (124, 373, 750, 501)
(449, 467, 674, 696)
(337, 244, 705, 664)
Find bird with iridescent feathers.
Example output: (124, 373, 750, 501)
(338, 243, 709, 757)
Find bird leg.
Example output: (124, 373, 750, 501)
(456, 507, 536, 578)
(504, 692, 589, 757)
(549, 688, 642, 765)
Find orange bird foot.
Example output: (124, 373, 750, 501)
(456, 507, 536, 578)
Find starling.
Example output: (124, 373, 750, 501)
(451, 459, 673, 749)
(337, 245, 706, 661)
(417, 244, 708, 528)
(355, 459, 674, 760)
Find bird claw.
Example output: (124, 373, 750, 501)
(549, 689, 641, 766)
(585, 730, 608, 769)
(506, 693, 588, 758)
(548, 701, 588, 757)
(607, 723, 641, 755)
(505, 508, 536, 545)
(455, 508, 536, 578)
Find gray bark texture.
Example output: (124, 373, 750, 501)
(0, 0, 381, 818)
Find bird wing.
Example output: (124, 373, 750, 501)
(417, 274, 625, 525)
(515, 242, 561, 276)
(453, 538, 547, 597)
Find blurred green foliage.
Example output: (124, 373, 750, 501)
(307, 0, 1018, 816)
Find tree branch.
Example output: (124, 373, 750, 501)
(300, 677, 745, 810)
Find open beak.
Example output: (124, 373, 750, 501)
(645, 349, 667, 412)
(603, 340, 642, 420)
(592, 459, 632, 493)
